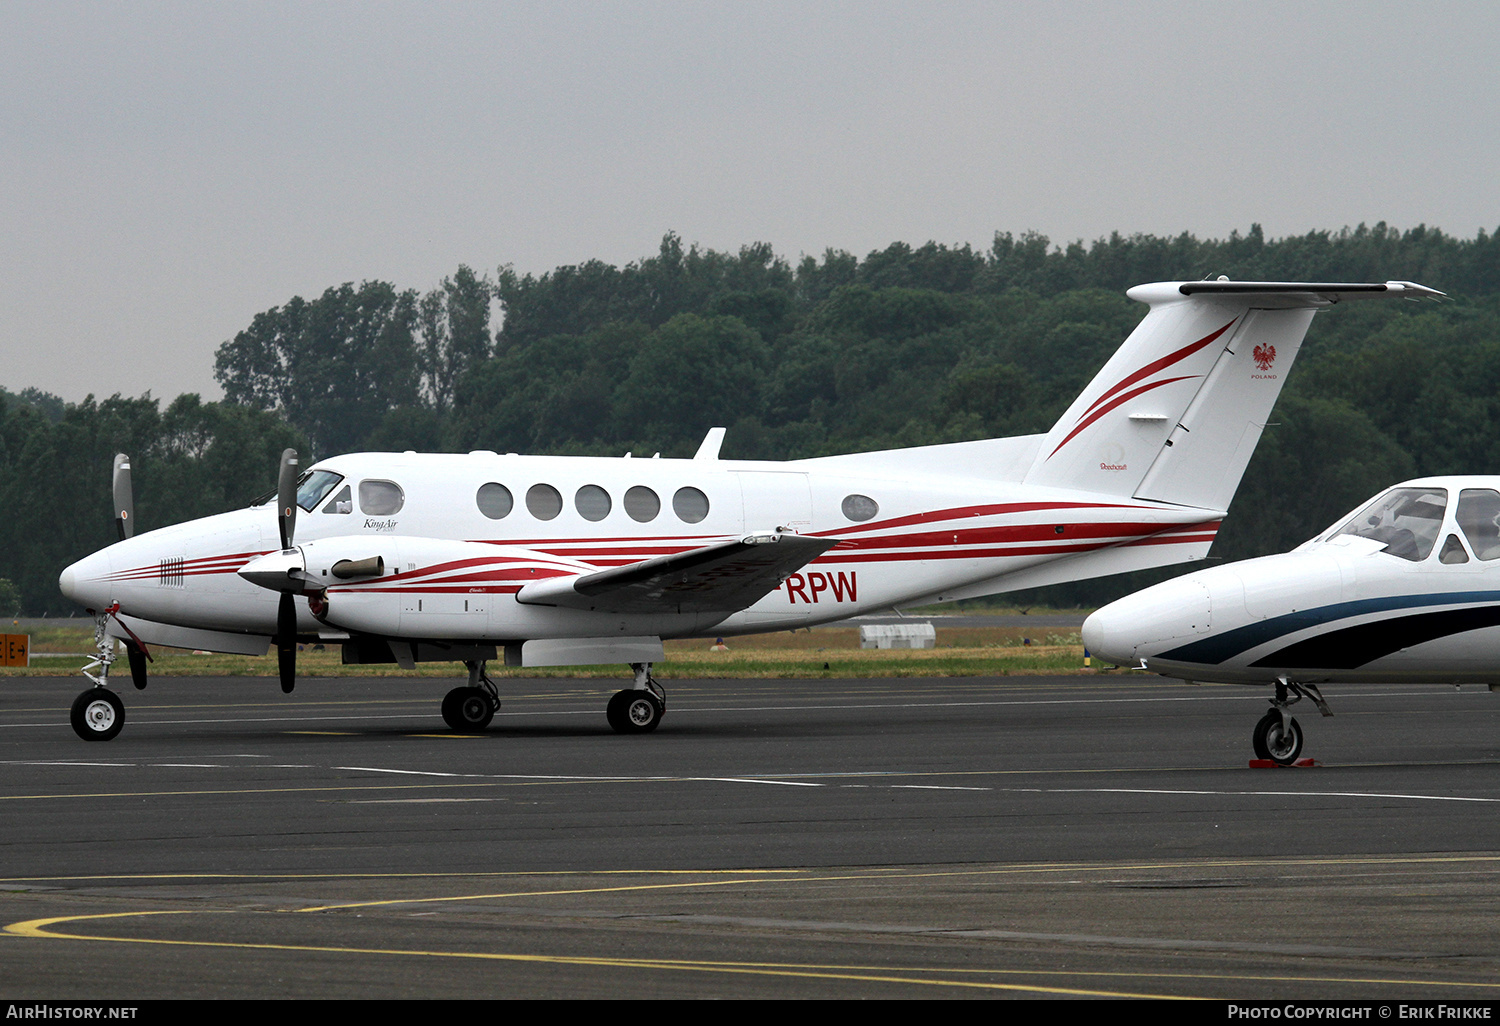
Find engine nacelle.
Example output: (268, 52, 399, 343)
(297, 535, 586, 638)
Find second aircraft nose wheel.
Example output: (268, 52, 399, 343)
(1253, 710, 1303, 765)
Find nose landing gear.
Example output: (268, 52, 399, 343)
(1251, 677, 1331, 766)
(71, 606, 138, 741)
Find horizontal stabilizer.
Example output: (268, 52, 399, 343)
(1174, 280, 1443, 301)
(516, 531, 838, 614)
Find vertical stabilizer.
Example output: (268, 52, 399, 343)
(1023, 280, 1440, 510)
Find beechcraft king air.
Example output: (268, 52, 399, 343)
(57, 279, 1439, 741)
(1084, 474, 1500, 766)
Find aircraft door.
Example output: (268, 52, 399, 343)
(733, 471, 813, 534)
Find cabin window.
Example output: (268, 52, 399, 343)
(1332, 486, 1447, 562)
(673, 486, 710, 524)
(841, 494, 879, 522)
(624, 485, 660, 522)
(476, 483, 513, 519)
(526, 483, 563, 520)
(575, 485, 611, 522)
(296, 470, 343, 512)
(321, 484, 353, 514)
(358, 479, 405, 516)
(1457, 489, 1500, 560)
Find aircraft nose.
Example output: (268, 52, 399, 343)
(1084, 574, 1217, 667)
(1082, 605, 1136, 665)
(59, 550, 111, 610)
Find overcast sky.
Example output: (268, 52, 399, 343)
(3, 0, 1497, 403)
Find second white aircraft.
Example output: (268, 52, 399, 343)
(1085, 476, 1500, 764)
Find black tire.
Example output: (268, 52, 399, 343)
(1252, 711, 1303, 765)
(71, 688, 124, 742)
(607, 689, 662, 734)
(442, 687, 494, 732)
(1252, 711, 1273, 760)
(605, 690, 628, 731)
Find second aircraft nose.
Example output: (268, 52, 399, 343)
(1083, 575, 1217, 666)
(1082, 605, 1135, 665)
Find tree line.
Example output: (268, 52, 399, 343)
(4, 222, 1498, 614)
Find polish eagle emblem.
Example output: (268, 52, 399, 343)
(1252, 343, 1276, 371)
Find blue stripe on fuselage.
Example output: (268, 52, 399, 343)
(1157, 590, 1500, 665)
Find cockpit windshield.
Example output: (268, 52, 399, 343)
(1331, 487, 1448, 561)
(296, 470, 344, 512)
(249, 470, 344, 512)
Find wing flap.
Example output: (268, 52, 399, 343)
(515, 531, 838, 614)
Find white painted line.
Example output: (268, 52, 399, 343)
(0, 761, 134, 767)
(334, 766, 469, 777)
(348, 798, 504, 804)
(687, 777, 824, 787)
(1029, 787, 1500, 803)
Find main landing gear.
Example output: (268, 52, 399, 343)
(442, 660, 501, 732)
(606, 663, 665, 734)
(437, 660, 667, 735)
(1252, 676, 1331, 766)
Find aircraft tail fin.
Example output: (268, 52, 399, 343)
(1023, 280, 1439, 511)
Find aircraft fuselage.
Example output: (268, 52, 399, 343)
(64, 449, 1219, 646)
(1084, 476, 1500, 686)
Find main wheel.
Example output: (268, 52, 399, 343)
(71, 688, 124, 742)
(441, 686, 495, 732)
(607, 689, 663, 734)
(1252, 710, 1303, 765)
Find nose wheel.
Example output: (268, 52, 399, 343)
(71, 688, 124, 742)
(1251, 677, 1329, 765)
(1252, 710, 1303, 765)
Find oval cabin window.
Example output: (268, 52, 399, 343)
(841, 494, 879, 522)
(476, 483, 513, 519)
(575, 484, 611, 522)
(673, 486, 710, 524)
(526, 483, 563, 520)
(624, 485, 660, 523)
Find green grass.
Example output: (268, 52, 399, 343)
(3, 620, 1114, 680)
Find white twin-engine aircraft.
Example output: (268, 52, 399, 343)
(1085, 475, 1499, 766)
(58, 279, 1438, 741)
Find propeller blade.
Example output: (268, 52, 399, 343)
(112, 454, 134, 541)
(277, 592, 297, 694)
(277, 448, 299, 551)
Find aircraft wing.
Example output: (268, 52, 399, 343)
(515, 531, 839, 614)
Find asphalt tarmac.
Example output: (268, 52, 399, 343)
(4, 672, 1500, 999)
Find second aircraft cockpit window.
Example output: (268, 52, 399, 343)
(1332, 487, 1448, 562)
